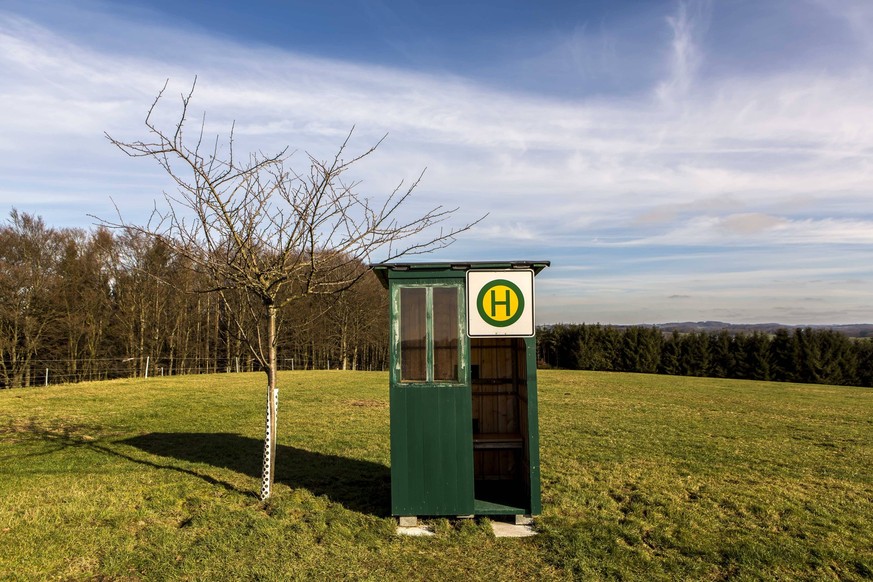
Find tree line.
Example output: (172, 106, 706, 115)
(537, 323, 873, 387)
(0, 211, 388, 388)
(7, 210, 870, 390)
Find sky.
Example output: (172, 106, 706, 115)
(1, 0, 872, 325)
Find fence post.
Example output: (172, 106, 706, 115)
(45, 368, 48, 386)
(145, 356, 150, 379)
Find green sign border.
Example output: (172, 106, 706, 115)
(476, 279, 525, 327)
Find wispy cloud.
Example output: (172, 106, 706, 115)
(1, 1, 872, 324)
(656, 0, 710, 103)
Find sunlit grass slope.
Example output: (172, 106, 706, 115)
(1, 371, 870, 580)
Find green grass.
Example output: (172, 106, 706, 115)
(1, 371, 871, 580)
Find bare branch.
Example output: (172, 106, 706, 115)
(101, 79, 483, 498)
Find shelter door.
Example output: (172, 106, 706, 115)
(390, 282, 474, 516)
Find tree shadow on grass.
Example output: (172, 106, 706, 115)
(121, 432, 390, 516)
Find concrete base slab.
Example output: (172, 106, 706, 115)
(515, 514, 533, 526)
(396, 525, 434, 537)
(491, 521, 537, 538)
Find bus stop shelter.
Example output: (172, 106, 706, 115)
(372, 261, 549, 520)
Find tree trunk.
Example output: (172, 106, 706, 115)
(260, 304, 279, 500)
(341, 327, 348, 370)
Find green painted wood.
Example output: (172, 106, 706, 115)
(524, 336, 542, 515)
(389, 276, 473, 516)
(384, 264, 545, 517)
(425, 288, 433, 382)
(390, 384, 474, 516)
(472, 499, 526, 515)
(389, 383, 411, 512)
(372, 261, 550, 288)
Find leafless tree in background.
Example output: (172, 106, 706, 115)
(0, 212, 61, 388)
(103, 80, 483, 499)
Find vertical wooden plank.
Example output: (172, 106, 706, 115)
(524, 336, 541, 515)
(498, 388, 509, 434)
(443, 389, 461, 511)
(424, 387, 442, 512)
(471, 338, 481, 439)
(500, 338, 512, 379)
(508, 389, 518, 434)
(407, 386, 426, 513)
(491, 344, 500, 434)
(389, 384, 408, 513)
(520, 340, 528, 382)
(480, 343, 490, 434)
(456, 385, 475, 507)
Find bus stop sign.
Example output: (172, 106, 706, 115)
(466, 269, 535, 337)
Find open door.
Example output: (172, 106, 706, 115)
(470, 337, 531, 514)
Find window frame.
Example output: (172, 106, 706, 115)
(391, 281, 468, 387)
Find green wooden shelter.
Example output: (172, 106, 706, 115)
(372, 261, 549, 520)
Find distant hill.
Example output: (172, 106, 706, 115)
(649, 321, 873, 338)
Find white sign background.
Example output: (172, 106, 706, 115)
(466, 269, 535, 337)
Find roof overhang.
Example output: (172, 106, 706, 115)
(370, 260, 550, 288)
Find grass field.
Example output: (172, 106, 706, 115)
(1, 370, 871, 580)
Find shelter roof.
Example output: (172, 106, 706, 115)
(370, 260, 550, 287)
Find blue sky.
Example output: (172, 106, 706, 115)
(1, 0, 872, 325)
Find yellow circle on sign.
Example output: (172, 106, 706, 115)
(477, 281, 524, 326)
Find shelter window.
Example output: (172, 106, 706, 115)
(433, 287, 459, 381)
(398, 285, 462, 383)
(400, 288, 427, 381)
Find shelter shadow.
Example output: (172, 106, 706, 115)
(122, 432, 390, 516)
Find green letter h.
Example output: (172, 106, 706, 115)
(490, 289, 511, 317)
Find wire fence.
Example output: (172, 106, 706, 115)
(2, 355, 388, 388)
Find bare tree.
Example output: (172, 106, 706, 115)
(103, 80, 482, 499)
(0, 211, 62, 388)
